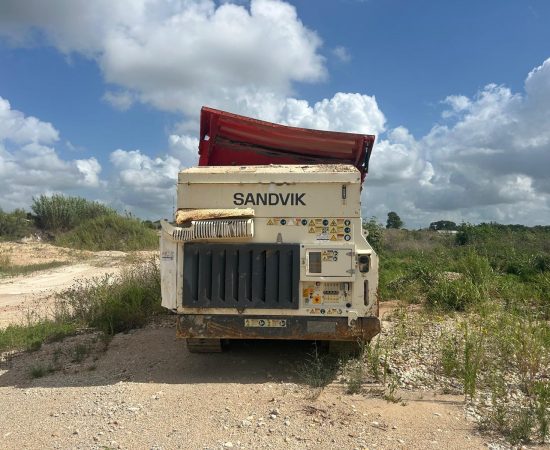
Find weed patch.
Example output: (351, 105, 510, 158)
(56, 215, 158, 251)
(0, 260, 69, 278)
(55, 259, 162, 335)
(296, 345, 340, 390)
(29, 364, 55, 379)
(0, 321, 78, 353)
(31, 194, 115, 233)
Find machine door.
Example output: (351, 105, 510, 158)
(183, 243, 300, 309)
(305, 247, 354, 278)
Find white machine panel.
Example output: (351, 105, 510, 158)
(305, 248, 353, 277)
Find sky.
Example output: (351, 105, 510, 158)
(1, 0, 550, 228)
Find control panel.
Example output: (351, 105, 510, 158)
(305, 247, 354, 277)
(302, 281, 352, 307)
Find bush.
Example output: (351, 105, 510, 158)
(0, 320, 78, 353)
(453, 251, 493, 286)
(55, 260, 162, 335)
(363, 217, 384, 253)
(32, 194, 115, 232)
(426, 278, 485, 311)
(56, 214, 158, 251)
(0, 208, 33, 240)
(0, 260, 162, 353)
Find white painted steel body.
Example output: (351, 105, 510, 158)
(160, 164, 379, 325)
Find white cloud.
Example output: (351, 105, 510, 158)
(441, 95, 471, 118)
(279, 92, 386, 135)
(109, 149, 181, 218)
(364, 58, 550, 227)
(168, 135, 199, 167)
(0, 97, 102, 211)
(332, 46, 351, 63)
(0, 97, 58, 144)
(2, 1, 550, 227)
(0, 0, 325, 117)
(102, 91, 135, 111)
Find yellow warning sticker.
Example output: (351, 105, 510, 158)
(308, 226, 316, 233)
(309, 219, 315, 226)
(330, 234, 337, 241)
(330, 227, 337, 233)
(330, 219, 337, 226)
(267, 219, 273, 225)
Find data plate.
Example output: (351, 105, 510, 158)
(244, 319, 287, 328)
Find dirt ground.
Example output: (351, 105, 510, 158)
(0, 244, 522, 449)
(0, 316, 495, 450)
(0, 243, 152, 327)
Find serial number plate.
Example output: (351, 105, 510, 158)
(244, 319, 287, 328)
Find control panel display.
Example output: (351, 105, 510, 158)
(305, 248, 353, 277)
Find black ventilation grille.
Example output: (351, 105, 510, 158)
(182, 243, 300, 309)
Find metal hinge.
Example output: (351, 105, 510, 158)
(346, 251, 356, 257)
(346, 269, 356, 275)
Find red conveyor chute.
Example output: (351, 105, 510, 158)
(198, 107, 375, 183)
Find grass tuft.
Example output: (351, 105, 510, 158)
(0, 259, 69, 278)
(55, 215, 158, 252)
(55, 259, 162, 335)
(0, 321, 78, 353)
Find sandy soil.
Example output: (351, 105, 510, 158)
(0, 242, 153, 327)
(0, 246, 528, 449)
(0, 317, 495, 450)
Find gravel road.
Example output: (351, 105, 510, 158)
(0, 244, 517, 449)
(0, 243, 153, 327)
(0, 316, 494, 450)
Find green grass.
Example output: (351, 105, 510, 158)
(0, 260, 162, 355)
(55, 214, 158, 251)
(0, 258, 69, 278)
(0, 321, 78, 353)
(31, 194, 115, 233)
(375, 224, 550, 444)
(29, 364, 55, 379)
(0, 208, 34, 240)
(55, 259, 162, 335)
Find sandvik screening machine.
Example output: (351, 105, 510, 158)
(160, 107, 380, 352)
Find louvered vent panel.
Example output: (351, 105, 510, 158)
(182, 243, 299, 309)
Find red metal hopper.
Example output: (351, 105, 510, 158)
(198, 107, 375, 183)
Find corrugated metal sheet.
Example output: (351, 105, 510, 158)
(183, 243, 300, 309)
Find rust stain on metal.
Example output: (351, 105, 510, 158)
(175, 208, 254, 224)
(176, 315, 380, 342)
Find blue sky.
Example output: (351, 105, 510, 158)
(1, 0, 550, 227)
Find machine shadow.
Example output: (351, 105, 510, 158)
(0, 325, 320, 389)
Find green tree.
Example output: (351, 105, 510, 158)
(386, 211, 403, 229)
(429, 220, 457, 231)
(363, 217, 384, 253)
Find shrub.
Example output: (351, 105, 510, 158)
(0, 321, 78, 353)
(454, 251, 493, 286)
(0, 208, 33, 240)
(363, 217, 384, 253)
(296, 345, 340, 390)
(55, 260, 162, 335)
(426, 278, 485, 311)
(55, 214, 158, 251)
(31, 194, 115, 232)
